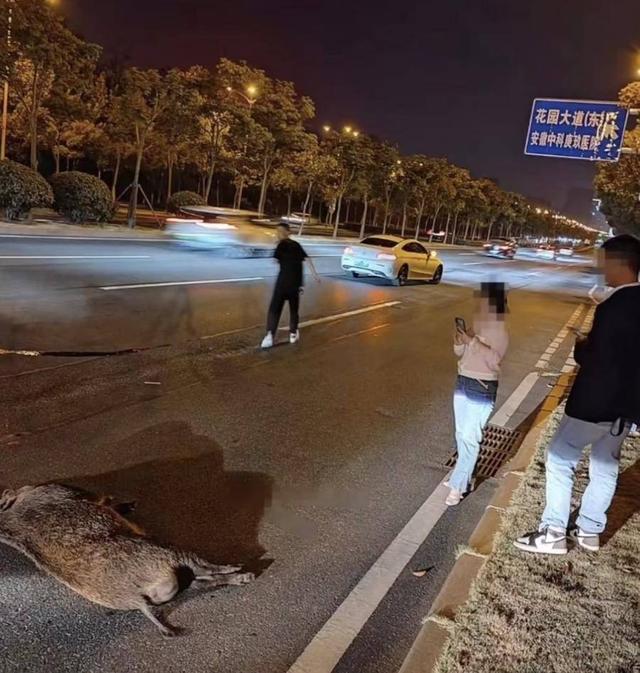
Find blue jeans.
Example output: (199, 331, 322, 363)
(449, 376, 498, 492)
(541, 414, 628, 534)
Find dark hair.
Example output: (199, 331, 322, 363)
(601, 234, 640, 275)
(479, 282, 508, 314)
(277, 222, 291, 231)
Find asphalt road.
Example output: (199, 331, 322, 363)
(0, 234, 597, 673)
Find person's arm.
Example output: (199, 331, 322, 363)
(464, 328, 508, 370)
(304, 252, 321, 283)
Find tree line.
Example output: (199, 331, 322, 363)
(1, 0, 594, 239)
(595, 82, 640, 238)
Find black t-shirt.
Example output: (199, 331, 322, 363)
(274, 238, 308, 289)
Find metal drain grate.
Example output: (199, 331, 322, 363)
(445, 424, 523, 479)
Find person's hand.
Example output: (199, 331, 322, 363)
(458, 329, 474, 345)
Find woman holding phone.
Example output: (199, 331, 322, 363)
(447, 283, 509, 506)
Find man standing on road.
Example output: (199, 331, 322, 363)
(261, 223, 320, 349)
(515, 234, 640, 555)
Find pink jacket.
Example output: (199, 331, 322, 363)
(454, 319, 508, 382)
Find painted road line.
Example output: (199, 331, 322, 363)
(202, 303, 401, 342)
(280, 301, 401, 330)
(492, 304, 586, 426)
(0, 255, 151, 260)
(534, 304, 584, 370)
(328, 323, 390, 343)
(286, 480, 451, 673)
(0, 234, 168, 242)
(461, 262, 485, 266)
(100, 277, 263, 291)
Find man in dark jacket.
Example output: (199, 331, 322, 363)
(515, 234, 640, 555)
(261, 223, 320, 349)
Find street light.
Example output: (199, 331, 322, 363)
(225, 84, 258, 110)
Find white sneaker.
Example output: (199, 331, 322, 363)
(261, 332, 274, 349)
(513, 527, 568, 555)
(568, 525, 600, 552)
(289, 330, 300, 344)
(445, 488, 463, 507)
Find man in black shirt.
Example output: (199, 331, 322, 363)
(515, 234, 640, 555)
(261, 223, 320, 348)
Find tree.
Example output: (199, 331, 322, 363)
(593, 82, 640, 237)
(595, 127, 640, 236)
(7, 0, 100, 168)
(114, 68, 172, 227)
(155, 67, 202, 202)
(370, 142, 401, 234)
(322, 129, 368, 236)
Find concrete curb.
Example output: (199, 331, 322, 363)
(398, 371, 576, 673)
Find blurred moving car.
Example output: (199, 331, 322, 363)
(534, 244, 574, 260)
(483, 238, 517, 259)
(535, 244, 556, 260)
(555, 244, 574, 258)
(280, 212, 318, 228)
(166, 207, 276, 256)
(341, 235, 443, 286)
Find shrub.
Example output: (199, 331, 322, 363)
(0, 159, 54, 220)
(50, 171, 113, 224)
(167, 190, 205, 213)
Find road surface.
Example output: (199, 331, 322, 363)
(0, 233, 597, 673)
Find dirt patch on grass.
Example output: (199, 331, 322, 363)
(436, 409, 640, 673)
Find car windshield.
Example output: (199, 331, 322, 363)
(361, 237, 397, 248)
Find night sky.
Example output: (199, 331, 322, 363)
(63, 0, 640, 221)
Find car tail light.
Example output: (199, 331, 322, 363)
(344, 246, 353, 255)
(377, 252, 396, 261)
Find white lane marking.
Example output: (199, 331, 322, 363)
(286, 481, 450, 673)
(0, 255, 150, 260)
(280, 301, 401, 330)
(328, 323, 390, 343)
(461, 262, 485, 266)
(201, 325, 262, 341)
(202, 303, 401, 342)
(493, 304, 586, 426)
(0, 234, 168, 242)
(490, 372, 540, 427)
(100, 277, 263, 291)
(534, 305, 584, 370)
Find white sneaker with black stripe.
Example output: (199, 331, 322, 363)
(568, 525, 600, 552)
(513, 527, 568, 555)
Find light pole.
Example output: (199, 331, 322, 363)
(0, 0, 15, 161)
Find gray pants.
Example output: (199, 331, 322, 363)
(541, 414, 629, 534)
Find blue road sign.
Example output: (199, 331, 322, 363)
(524, 98, 629, 162)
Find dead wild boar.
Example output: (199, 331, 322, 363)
(0, 483, 253, 636)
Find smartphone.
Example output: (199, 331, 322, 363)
(455, 317, 466, 333)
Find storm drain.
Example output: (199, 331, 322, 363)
(445, 424, 524, 479)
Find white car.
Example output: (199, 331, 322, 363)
(341, 235, 443, 286)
